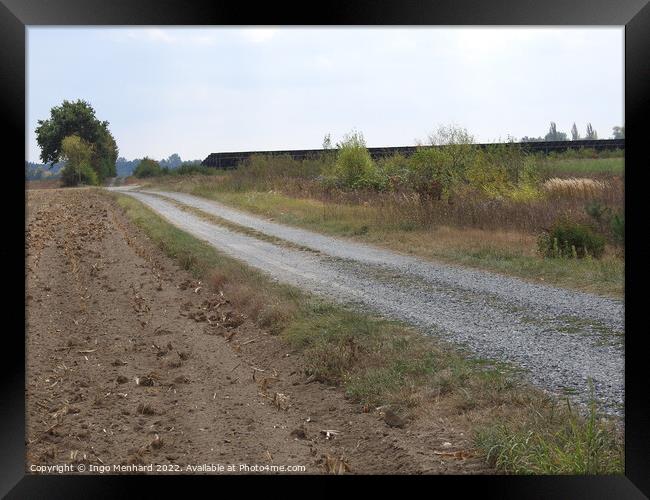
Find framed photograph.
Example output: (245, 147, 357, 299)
(2, 0, 648, 496)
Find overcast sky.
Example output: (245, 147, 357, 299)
(27, 27, 624, 163)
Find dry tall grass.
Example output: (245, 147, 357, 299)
(149, 171, 624, 235)
(316, 180, 623, 233)
(543, 177, 609, 200)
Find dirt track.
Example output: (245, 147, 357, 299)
(26, 188, 490, 475)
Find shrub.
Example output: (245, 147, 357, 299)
(406, 125, 479, 200)
(610, 212, 624, 245)
(133, 157, 162, 178)
(585, 200, 612, 224)
(172, 162, 213, 176)
(584, 200, 614, 236)
(538, 220, 605, 259)
(408, 147, 459, 200)
(465, 150, 510, 198)
(507, 183, 542, 202)
(376, 154, 411, 190)
(60, 161, 98, 186)
(427, 124, 477, 178)
(332, 131, 378, 189)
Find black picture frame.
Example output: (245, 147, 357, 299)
(2, 0, 648, 497)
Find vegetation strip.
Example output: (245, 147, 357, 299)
(108, 190, 623, 475)
(143, 178, 624, 298)
(146, 191, 320, 255)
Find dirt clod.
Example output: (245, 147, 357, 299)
(136, 403, 156, 415)
(383, 409, 406, 428)
(290, 427, 307, 440)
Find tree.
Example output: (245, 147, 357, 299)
(133, 157, 162, 178)
(571, 123, 580, 141)
(92, 127, 118, 178)
(160, 153, 182, 169)
(60, 135, 98, 186)
(585, 123, 598, 140)
(612, 126, 625, 139)
(35, 99, 118, 182)
(427, 124, 474, 146)
(545, 122, 568, 142)
(322, 133, 333, 150)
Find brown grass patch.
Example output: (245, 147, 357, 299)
(543, 177, 609, 200)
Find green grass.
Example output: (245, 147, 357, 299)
(151, 193, 318, 254)
(539, 158, 624, 177)
(437, 247, 624, 298)
(108, 190, 623, 475)
(476, 394, 623, 474)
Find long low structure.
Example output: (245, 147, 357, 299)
(201, 139, 624, 169)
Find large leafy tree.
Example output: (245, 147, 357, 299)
(35, 99, 118, 181)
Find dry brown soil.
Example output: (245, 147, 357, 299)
(25, 188, 492, 475)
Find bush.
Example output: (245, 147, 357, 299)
(376, 154, 411, 190)
(408, 147, 459, 200)
(466, 145, 541, 201)
(584, 202, 624, 246)
(332, 131, 379, 189)
(427, 124, 477, 177)
(133, 157, 162, 178)
(406, 125, 478, 200)
(610, 212, 624, 245)
(585, 200, 612, 224)
(172, 162, 213, 176)
(538, 220, 605, 259)
(465, 150, 510, 198)
(60, 161, 98, 186)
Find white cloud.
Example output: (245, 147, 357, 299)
(240, 28, 279, 44)
(142, 28, 175, 43)
(112, 28, 219, 47)
(119, 28, 176, 44)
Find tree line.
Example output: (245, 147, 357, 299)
(520, 122, 624, 143)
(32, 100, 625, 186)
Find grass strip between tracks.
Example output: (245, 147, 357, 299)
(108, 190, 623, 475)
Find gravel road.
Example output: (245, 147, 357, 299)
(112, 187, 625, 415)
